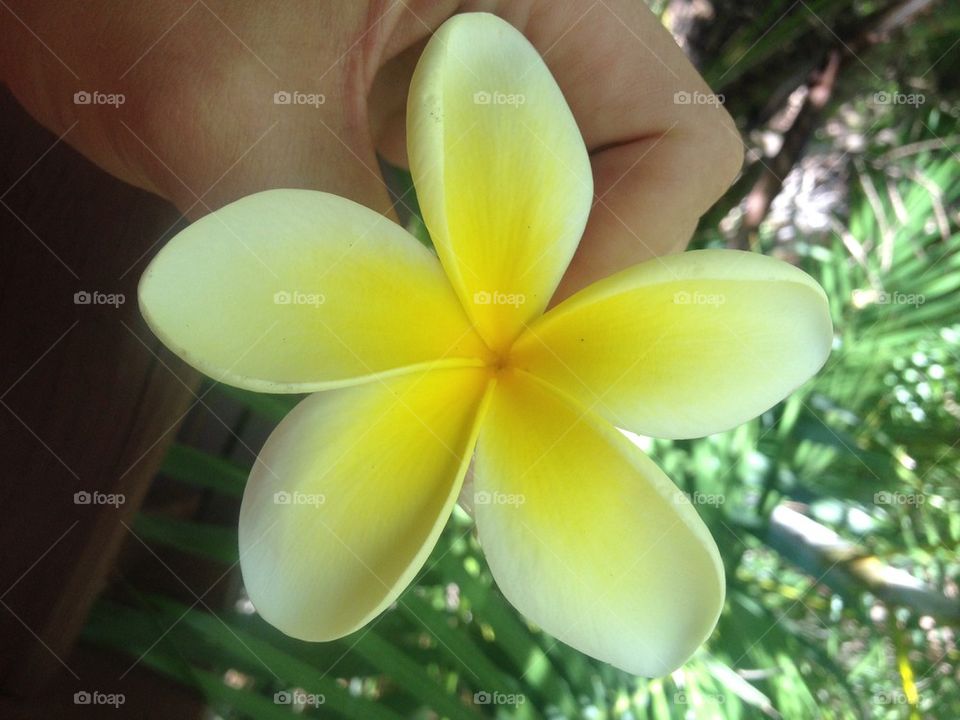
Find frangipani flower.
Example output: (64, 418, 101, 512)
(139, 13, 832, 676)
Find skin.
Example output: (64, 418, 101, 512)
(1, 0, 743, 300)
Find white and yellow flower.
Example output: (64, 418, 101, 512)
(139, 13, 832, 675)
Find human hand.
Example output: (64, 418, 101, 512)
(2, 0, 741, 297)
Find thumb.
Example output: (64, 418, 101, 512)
(153, 97, 396, 223)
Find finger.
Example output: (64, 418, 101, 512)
(161, 96, 397, 223)
(518, 0, 743, 298)
(114, 1, 398, 221)
(369, 1, 462, 167)
(370, 40, 421, 169)
(372, 2, 742, 297)
(0, 1, 397, 221)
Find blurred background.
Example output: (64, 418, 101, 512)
(1, 0, 958, 718)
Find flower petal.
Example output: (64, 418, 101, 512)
(511, 250, 832, 439)
(407, 13, 593, 351)
(474, 371, 724, 676)
(239, 368, 491, 640)
(139, 189, 490, 393)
